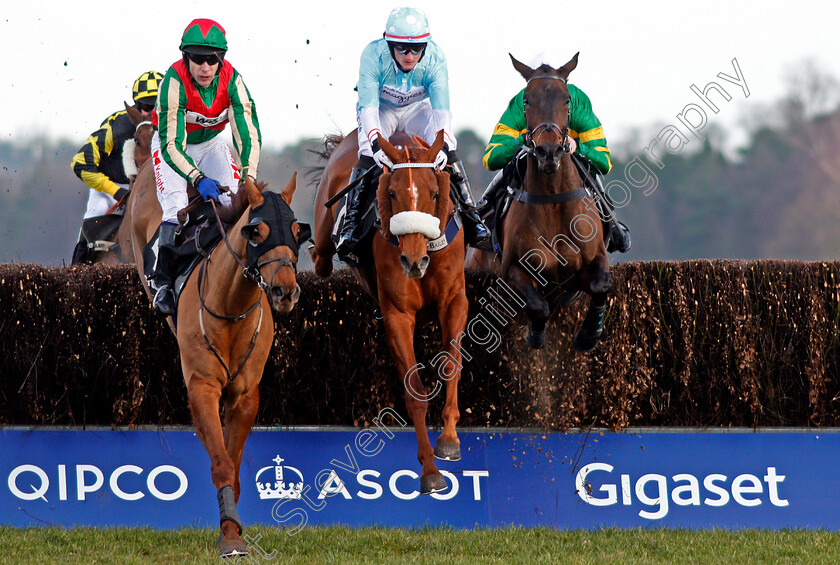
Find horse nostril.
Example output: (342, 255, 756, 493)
(418, 256, 430, 271)
(400, 255, 411, 272)
(535, 146, 547, 159)
(270, 286, 287, 302)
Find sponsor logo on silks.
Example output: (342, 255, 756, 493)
(185, 109, 229, 127)
(255, 455, 305, 500)
(576, 462, 789, 520)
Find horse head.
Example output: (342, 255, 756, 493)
(124, 102, 154, 171)
(510, 52, 579, 174)
(376, 130, 451, 279)
(239, 173, 310, 314)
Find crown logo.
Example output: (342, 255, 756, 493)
(255, 455, 305, 500)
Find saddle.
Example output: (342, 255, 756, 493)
(80, 212, 129, 261)
(142, 200, 224, 311)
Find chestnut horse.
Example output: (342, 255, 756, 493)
(312, 130, 468, 494)
(93, 103, 154, 265)
(130, 161, 307, 556)
(466, 53, 612, 352)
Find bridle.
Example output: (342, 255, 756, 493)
(522, 75, 572, 156)
(193, 197, 300, 384)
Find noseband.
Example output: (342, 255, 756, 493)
(523, 75, 572, 155)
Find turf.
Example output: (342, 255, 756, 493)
(0, 526, 838, 564)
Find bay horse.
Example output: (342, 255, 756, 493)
(466, 53, 612, 352)
(93, 103, 154, 265)
(130, 160, 307, 556)
(312, 130, 469, 495)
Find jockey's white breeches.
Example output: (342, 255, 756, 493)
(151, 132, 241, 223)
(357, 99, 457, 158)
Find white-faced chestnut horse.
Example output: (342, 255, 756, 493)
(312, 130, 468, 495)
(467, 53, 612, 352)
(130, 160, 307, 556)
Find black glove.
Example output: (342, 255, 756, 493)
(114, 187, 130, 202)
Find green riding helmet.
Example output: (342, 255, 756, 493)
(383, 7, 431, 43)
(180, 18, 228, 55)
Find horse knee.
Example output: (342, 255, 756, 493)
(314, 254, 333, 278)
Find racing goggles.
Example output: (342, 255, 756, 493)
(390, 43, 426, 55)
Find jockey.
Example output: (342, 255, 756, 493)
(336, 7, 490, 262)
(477, 53, 631, 253)
(149, 18, 262, 316)
(70, 70, 162, 264)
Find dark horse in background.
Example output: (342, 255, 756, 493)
(129, 159, 307, 556)
(312, 130, 469, 495)
(467, 53, 612, 352)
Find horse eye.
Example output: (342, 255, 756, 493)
(523, 96, 529, 107)
(433, 192, 439, 200)
(389, 190, 396, 199)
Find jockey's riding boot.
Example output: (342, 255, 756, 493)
(151, 221, 179, 316)
(71, 229, 92, 265)
(590, 174, 631, 253)
(336, 156, 375, 263)
(476, 169, 506, 210)
(449, 157, 490, 248)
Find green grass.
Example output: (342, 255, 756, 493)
(0, 526, 838, 564)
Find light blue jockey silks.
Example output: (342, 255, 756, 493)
(356, 38, 455, 150)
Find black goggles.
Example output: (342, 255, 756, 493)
(186, 52, 223, 66)
(391, 42, 426, 55)
(135, 100, 155, 112)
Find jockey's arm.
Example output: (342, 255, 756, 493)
(357, 42, 385, 148)
(70, 114, 126, 198)
(482, 90, 528, 171)
(425, 47, 456, 150)
(157, 74, 203, 184)
(227, 69, 262, 182)
(568, 84, 612, 176)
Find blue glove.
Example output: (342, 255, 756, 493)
(196, 176, 222, 201)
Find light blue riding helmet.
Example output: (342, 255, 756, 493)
(384, 7, 431, 43)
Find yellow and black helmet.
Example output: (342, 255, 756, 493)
(132, 70, 163, 104)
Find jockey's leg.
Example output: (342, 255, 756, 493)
(195, 136, 241, 204)
(335, 155, 376, 264)
(589, 174, 631, 253)
(71, 228, 91, 265)
(150, 131, 190, 316)
(151, 221, 179, 316)
(447, 152, 490, 248)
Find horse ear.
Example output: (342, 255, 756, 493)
(428, 130, 446, 161)
(376, 169, 394, 239)
(510, 53, 535, 81)
(558, 52, 579, 80)
(245, 176, 264, 208)
(377, 134, 403, 165)
(124, 102, 143, 126)
(280, 171, 298, 206)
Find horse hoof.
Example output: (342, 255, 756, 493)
(434, 439, 462, 461)
(527, 331, 546, 349)
(420, 472, 449, 495)
(574, 329, 602, 353)
(217, 537, 248, 558)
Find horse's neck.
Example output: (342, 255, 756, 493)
(524, 155, 581, 194)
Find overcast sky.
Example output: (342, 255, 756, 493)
(4, 0, 840, 152)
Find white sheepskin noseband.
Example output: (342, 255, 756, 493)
(389, 211, 441, 239)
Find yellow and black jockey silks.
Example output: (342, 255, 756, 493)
(483, 85, 612, 175)
(70, 109, 137, 197)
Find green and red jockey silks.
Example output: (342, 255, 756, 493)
(180, 18, 227, 52)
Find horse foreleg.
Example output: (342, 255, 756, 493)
(223, 385, 260, 502)
(507, 266, 551, 349)
(434, 292, 469, 462)
(187, 377, 246, 556)
(382, 310, 447, 495)
(574, 257, 612, 352)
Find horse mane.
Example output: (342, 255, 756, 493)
(306, 133, 346, 187)
(215, 180, 269, 229)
